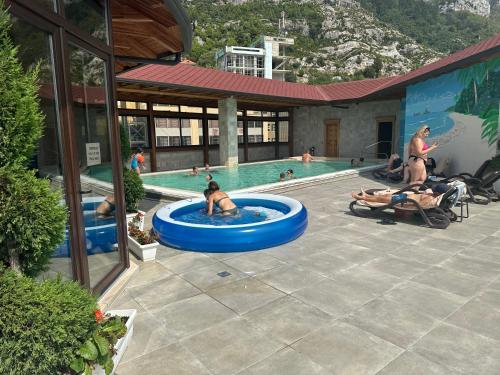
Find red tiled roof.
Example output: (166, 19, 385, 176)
(117, 33, 500, 103)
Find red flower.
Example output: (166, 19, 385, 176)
(94, 309, 104, 322)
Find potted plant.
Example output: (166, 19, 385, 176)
(70, 309, 136, 375)
(127, 217, 159, 262)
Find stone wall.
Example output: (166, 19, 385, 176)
(156, 150, 204, 171)
(292, 100, 401, 158)
(247, 144, 276, 162)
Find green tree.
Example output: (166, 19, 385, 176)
(0, 3, 66, 276)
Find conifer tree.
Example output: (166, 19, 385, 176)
(0, 3, 66, 276)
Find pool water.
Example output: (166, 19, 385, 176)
(142, 160, 367, 192)
(173, 205, 285, 226)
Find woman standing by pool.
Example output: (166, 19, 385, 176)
(206, 181, 238, 216)
(408, 125, 438, 185)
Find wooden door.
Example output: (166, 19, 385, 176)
(325, 120, 340, 157)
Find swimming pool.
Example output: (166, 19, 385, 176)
(142, 160, 374, 193)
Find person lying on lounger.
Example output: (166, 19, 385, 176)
(351, 190, 438, 207)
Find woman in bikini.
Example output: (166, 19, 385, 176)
(407, 124, 438, 185)
(206, 181, 238, 216)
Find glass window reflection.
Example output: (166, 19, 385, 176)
(64, 0, 108, 43)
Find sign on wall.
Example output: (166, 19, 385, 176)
(86, 143, 101, 166)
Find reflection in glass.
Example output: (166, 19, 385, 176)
(10, 19, 71, 280)
(69, 44, 119, 288)
(263, 121, 276, 142)
(237, 120, 244, 143)
(279, 121, 289, 142)
(208, 119, 219, 145)
(181, 118, 202, 146)
(155, 118, 180, 146)
(117, 101, 147, 110)
(64, 0, 108, 43)
(120, 116, 149, 148)
(153, 103, 179, 112)
(247, 120, 263, 143)
(33, 0, 57, 12)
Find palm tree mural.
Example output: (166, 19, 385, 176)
(454, 57, 500, 146)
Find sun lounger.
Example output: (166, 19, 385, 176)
(349, 186, 460, 229)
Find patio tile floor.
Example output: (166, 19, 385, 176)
(113, 174, 500, 374)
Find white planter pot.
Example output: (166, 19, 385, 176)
(126, 210, 145, 231)
(93, 309, 137, 375)
(128, 235, 159, 262)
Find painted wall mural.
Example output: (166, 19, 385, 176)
(404, 56, 500, 175)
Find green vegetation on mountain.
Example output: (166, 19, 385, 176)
(183, 0, 500, 83)
(358, 0, 500, 54)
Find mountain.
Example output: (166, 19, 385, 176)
(183, 0, 500, 83)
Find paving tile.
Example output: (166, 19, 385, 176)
(291, 278, 377, 318)
(475, 235, 500, 248)
(292, 251, 355, 277)
(116, 343, 211, 375)
(157, 252, 216, 274)
(475, 288, 500, 309)
(181, 317, 284, 375)
(384, 281, 466, 320)
(127, 275, 201, 311)
(237, 347, 330, 375)
(414, 237, 467, 253)
(242, 296, 332, 345)
(344, 297, 438, 348)
(411, 266, 489, 297)
(413, 323, 500, 374)
(180, 262, 249, 291)
(439, 254, 500, 280)
(119, 311, 177, 364)
(255, 264, 326, 294)
(109, 289, 144, 312)
(152, 294, 237, 340)
(376, 350, 453, 375)
(334, 265, 403, 295)
(362, 256, 429, 279)
(292, 321, 403, 375)
(459, 243, 500, 265)
(207, 277, 286, 315)
(125, 262, 173, 288)
(222, 252, 286, 276)
(386, 246, 451, 266)
(446, 299, 500, 341)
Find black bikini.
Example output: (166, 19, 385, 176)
(409, 155, 426, 162)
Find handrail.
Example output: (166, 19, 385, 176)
(364, 141, 392, 160)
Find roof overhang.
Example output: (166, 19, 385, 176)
(111, 0, 192, 72)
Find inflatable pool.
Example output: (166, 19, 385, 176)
(153, 193, 307, 252)
(53, 197, 117, 258)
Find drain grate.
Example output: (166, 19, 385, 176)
(217, 271, 232, 278)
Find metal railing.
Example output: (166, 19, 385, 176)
(363, 141, 393, 160)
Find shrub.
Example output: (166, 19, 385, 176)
(128, 215, 157, 245)
(0, 166, 67, 277)
(0, 4, 44, 168)
(119, 122, 131, 167)
(123, 168, 145, 212)
(0, 267, 98, 375)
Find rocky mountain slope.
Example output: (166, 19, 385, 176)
(184, 0, 500, 83)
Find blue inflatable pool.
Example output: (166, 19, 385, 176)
(153, 193, 308, 252)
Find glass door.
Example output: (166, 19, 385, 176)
(67, 41, 122, 289)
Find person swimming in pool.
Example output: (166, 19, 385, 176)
(206, 181, 238, 216)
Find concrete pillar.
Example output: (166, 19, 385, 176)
(218, 97, 238, 167)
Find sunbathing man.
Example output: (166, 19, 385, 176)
(351, 190, 439, 207)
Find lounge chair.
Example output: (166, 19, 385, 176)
(349, 186, 460, 229)
(428, 159, 500, 203)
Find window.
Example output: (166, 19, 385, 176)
(155, 118, 181, 147)
(279, 121, 289, 142)
(181, 118, 203, 146)
(117, 101, 147, 110)
(64, 0, 108, 43)
(180, 105, 203, 113)
(119, 116, 149, 148)
(208, 119, 219, 145)
(263, 121, 276, 142)
(207, 107, 218, 114)
(247, 110, 262, 117)
(238, 121, 244, 143)
(279, 111, 289, 117)
(153, 103, 179, 112)
(247, 120, 263, 143)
